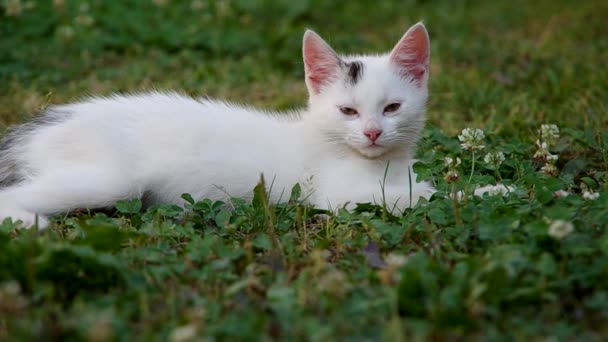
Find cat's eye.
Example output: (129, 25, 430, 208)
(383, 103, 401, 113)
(339, 107, 358, 115)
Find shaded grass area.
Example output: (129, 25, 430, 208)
(1, 0, 608, 340)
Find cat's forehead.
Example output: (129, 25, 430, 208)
(339, 55, 405, 99)
(341, 55, 390, 81)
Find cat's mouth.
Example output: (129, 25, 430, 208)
(361, 142, 388, 153)
(347, 140, 389, 158)
(357, 144, 389, 158)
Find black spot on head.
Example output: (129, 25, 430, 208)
(345, 61, 364, 85)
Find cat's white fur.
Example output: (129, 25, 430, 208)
(0, 23, 436, 228)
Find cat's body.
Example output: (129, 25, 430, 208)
(0, 23, 435, 228)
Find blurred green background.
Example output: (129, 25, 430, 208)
(1, 0, 606, 137)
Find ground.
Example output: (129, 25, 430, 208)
(1, 0, 607, 340)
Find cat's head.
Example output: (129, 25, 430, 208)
(303, 23, 430, 158)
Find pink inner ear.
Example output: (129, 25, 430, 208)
(303, 32, 340, 94)
(390, 25, 430, 84)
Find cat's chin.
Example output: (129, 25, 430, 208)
(355, 145, 389, 158)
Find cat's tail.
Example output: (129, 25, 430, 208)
(0, 107, 72, 188)
(0, 130, 24, 187)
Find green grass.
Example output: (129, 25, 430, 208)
(1, 0, 608, 340)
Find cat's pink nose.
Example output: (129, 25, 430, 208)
(364, 129, 383, 142)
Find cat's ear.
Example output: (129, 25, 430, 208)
(303, 30, 342, 94)
(389, 22, 430, 86)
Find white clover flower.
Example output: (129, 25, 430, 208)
(444, 156, 462, 168)
(579, 183, 599, 200)
(483, 151, 505, 169)
(5, 0, 22, 17)
(475, 184, 514, 196)
(548, 220, 574, 240)
(169, 324, 197, 342)
(582, 191, 600, 201)
(546, 154, 558, 162)
(444, 156, 453, 167)
(534, 140, 558, 163)
(386, 253, 408, 268)
(540, 163, 559, 177)
(533, 149, 546, 159)
(444, 169, 460, 183)
(458, 128, 486, 151)
(539, 124, 560, 144)
(535, 140, 548, 151)
(75, 14, 95, 27)
(0, 281, 27, 312)
(56, 25, 75, 41)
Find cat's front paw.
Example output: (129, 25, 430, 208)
(451, 184, 517, 200)
(0, 206, 49, 229)
(473, 184, 515, 197)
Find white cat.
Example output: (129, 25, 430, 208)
(0, 23, 435, 228)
